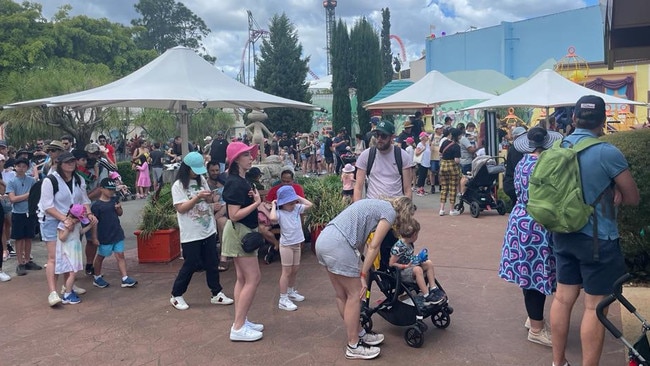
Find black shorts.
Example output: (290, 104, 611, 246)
(11, 213, 36, 240)
(342, 189, 354, 196)
(325, 156, 334, 164)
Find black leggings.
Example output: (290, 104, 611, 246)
(416, 164, 429, 188)
(522, 288, 547, 321)
(171, 233, 222, 297)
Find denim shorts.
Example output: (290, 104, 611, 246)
(461, 163, 472, 175)
(429, 160, 440, 173)
(97, 240, 125, 257)
(40, 218, 60, 242)
(552, 232, 626, 295)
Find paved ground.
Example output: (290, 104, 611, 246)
(0, 193, 631, 365)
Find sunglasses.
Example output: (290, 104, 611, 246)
(374, 132, 391, 140)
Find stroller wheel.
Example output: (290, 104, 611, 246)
(432, 310, 451, 329)
(470, 201, 481, 218)
(360, 314, 373, 332)
(454, 202, 464, 214)
(496, 200, 507, 215)
(404, 327, 424, 348)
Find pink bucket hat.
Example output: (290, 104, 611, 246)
(226, 142, 258, 164)
(405, 137, 414, 145)
(69, 204, 90, 225)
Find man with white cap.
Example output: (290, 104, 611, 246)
(202, 136, 213, 158)
(503, 126, 528, 206)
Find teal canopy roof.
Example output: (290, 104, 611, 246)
(365, 79, 414, 104)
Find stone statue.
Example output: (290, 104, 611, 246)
(246, 111, 274, 159)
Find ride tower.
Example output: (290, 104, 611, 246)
(323, 0, 337, 75)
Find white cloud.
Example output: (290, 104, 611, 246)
(29, 0, 594, 79)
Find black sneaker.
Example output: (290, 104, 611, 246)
(85, 264, 94, 276)
(7, 243, 16, 257)
(264, 247, 276, 264)
(24, 261, 43, 270)
(16, 264, 27, 276)
(426, 287, 446, 305)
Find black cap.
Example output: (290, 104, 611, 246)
(574, 95, 606, 120)
(100, 178, 117, 190)
(71, 149, 88, 160)
(56, 152, 76, 163)
(14, 157, 30, 166)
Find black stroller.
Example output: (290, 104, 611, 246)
(597, 273, 650, 366)
(360, 241, 453, 348)
(454, 155, 507, 218)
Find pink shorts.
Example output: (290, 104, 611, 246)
(279, 244, 302, 266)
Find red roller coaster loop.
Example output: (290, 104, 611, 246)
(390, 34, 407, 63)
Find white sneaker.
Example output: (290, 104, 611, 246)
(288, 289, 305, 302)
(0, 271, 11, 282)
(48, 291, 62, 306)
(170, 295, 189, 310)
(449, 209, 461, 216)
(360, 331, 384, 346)
(245, 318, 264, 332)
(345, 342, 380, 360)
(61, 284, 87, 295)
(279, 297, 297, 311)
(230, 324, 263, 342)
(528, 327, 552, 347)
(210, 291, 234, 305)
(439, 210, 445, 216)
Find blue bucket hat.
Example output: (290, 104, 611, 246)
(276, 185, 299, 206)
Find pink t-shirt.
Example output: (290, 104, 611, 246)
(341, 172, 355, 190)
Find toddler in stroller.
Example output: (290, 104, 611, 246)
(360, 219, 453, 348)
(455, 155, 507, 218)
(109, 171, 136, 201)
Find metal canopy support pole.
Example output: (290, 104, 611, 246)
(180, 101, 190, 157)
(484, 110, 499, 157)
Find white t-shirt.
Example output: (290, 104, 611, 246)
(415, 142, 431, 168)
(276, 203, 306, 246)
(171, 177, 216, 243)
(405, 145, 414, 162)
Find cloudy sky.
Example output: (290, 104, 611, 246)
(30, 0, 600, 80)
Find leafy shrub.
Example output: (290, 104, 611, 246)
(601, 130, 650, 281)
(299, 175, 348, 231)
(137, 183, 178, 239)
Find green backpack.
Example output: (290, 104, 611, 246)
(527, 137, 603, 233)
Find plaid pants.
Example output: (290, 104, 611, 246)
(439, 159, 461, 205)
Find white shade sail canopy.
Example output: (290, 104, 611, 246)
(464, 69, 646, 110)
(3, 46, 319, 112)
(364, 70, 495, 110)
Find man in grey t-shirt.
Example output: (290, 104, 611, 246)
(354, 120, 413, 201)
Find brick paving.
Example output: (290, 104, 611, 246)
(0, 195, 626, 365)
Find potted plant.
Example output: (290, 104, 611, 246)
(134, 184, 181, 263)
(301, 175, 349, 253)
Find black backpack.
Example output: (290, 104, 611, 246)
(28, 173, 81, 217)
(364, 145, 404, 193)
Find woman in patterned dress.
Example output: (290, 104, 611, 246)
(498, 126, 563, 347)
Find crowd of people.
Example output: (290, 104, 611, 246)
(0, 94, 640, 365)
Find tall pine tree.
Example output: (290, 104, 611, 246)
(255, 13, 312, 134)
(350, 18, 382, 136)
(330, 20, 352, 134)
(381, 8, 394, 85)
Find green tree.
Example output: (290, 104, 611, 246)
(350, 18, 382, 136)
(0, 59, 115, 147)
(380, 8, 394, 85)
(330, 20, 352, 134)
(254, 13, 312, 134)
(132, 0, 214, 63)
(0, 1, 53, 76)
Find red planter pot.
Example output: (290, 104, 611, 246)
(310, 225, 325, 254)
(134, 228, 181, 263)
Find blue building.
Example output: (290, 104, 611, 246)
(425, 6, 604, 79)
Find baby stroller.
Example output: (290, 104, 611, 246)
(360, 242, 453, 348)
(454, 155, 507, 218)
(597, 273, 650, 366)
(109, 171, 136, 201)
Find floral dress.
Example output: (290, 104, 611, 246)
(498, 154, 556, 295)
